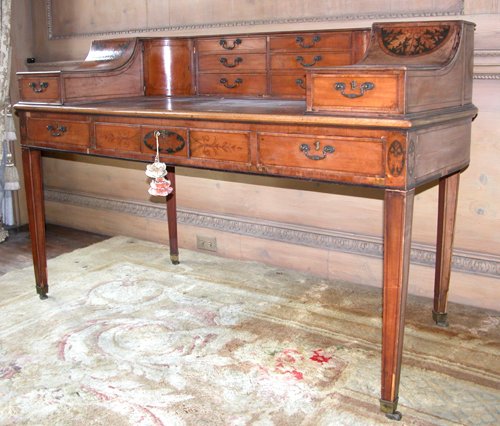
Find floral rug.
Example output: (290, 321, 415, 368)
(0, 236, 499, 425)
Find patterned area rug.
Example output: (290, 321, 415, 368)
(0, 236, 499, 425)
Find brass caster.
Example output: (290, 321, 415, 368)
(170, 254, 180, 265)
(380, 398, 402, 421)
(432, 310, 449, 327)
(36, 285, 48, 300)
(385, 411, 402, 421)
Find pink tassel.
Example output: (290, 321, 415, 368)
(145, 131, 173, 197)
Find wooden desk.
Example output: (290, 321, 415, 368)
(15, 20, 477, 420)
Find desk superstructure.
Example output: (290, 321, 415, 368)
(15, 20, 476, 419)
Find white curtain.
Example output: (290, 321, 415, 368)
(1, 0, 12, 243)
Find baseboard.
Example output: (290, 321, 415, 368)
(45, 188, 500, 279)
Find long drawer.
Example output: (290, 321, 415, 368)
(196, 36, 266, 53)
(95, 122, 188, 157)
(198, 53, 266, 73)
(269, 32, 352, 51)
(258, 132, 385, 176)
(198, 74, 267, 96)
(26, 115, 90, 147)
(270, 52, 351, 70)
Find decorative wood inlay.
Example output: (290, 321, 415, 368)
(44, 188, 500, 278)
(407, 137, 416, 180)
(381, 25, 451, 56)
(388, 140, 405, 177)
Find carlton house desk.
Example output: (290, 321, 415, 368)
(15, 20, 477, 419)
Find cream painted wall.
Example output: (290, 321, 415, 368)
(10, 1, 500, 310)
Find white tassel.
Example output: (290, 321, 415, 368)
(4, 151, 20, 191)
(3, 115, 20, 191)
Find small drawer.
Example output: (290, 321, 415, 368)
(198, 74, 267, 96)
(307, 71, 405, 114)
(270, 73, 306, 98)
(196, 36, 266, 53)
(269, 32, 352, 51)
(18, 75, 61, 103)
(198, 53, 266, 73)
(95, 122, 142, 152)
(26, 116, 90, 147)
(190, 130, 250, 163)
(258, 133, 384, 176)
(270, 52, 351, 70)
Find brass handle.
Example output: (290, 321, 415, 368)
(219, 56, 243, 68)
(295, 78, 306, 90)
(334, 81, 375, 98)
(219, 38, 242, 50)
(295, 35, 321, 49)
(46, 124, 67, 137)
(220, 78, 243, 89)
(296, 55, 322, 67)
(29, 81, 49, 93)
(299, 142, 335, 160)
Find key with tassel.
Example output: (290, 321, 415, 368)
(145, 131, 173, 197)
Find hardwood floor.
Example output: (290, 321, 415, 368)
(0, 224, 109, 276)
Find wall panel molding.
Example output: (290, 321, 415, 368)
(45, 0, 464, 40)
(45, 188, 500, 279)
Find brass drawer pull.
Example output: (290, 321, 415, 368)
(219, 56, 243, 68)
(219, 38, 242, 50)
(295, 78, 306, 90)
(29, 81, 49, 93)
(220, 78, 243, 89)
(335, 81, 375, 99)
(295, 35, 321, 49)
(296, 55, 322, 67)
(299, 142, 335, 160)
(46, 124, 67, 137)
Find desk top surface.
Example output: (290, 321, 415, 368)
(15, 96, 476, 129)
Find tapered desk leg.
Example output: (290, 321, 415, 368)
(166, 166, 179, 265)
(433, 172, 460, 327)
(22, 148, 48, 299)
(380, 189, 414, 420)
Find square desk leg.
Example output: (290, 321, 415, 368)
(380, 188, 414, 420)
(22, 147, 48, 299)
(166, 166, 179, 265)
(433, 172, 460, 327)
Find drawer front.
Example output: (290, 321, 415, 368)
(270, 73, 306, 98)
(258, 133, 384, 176)
(308, 72, 404, 113)
(198, 74, 267, 96)
(270, 52, 351, 70)
(95, 123, 142, 152)
(19, 76, 61, 103)
(196, 36, 266, 53)
(198, 53, 266, 73)
(269, 32, 352, 51)
(26, 117, 90, 147)
(95, 123, 188, 157)
(190, 130, 250, 163)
